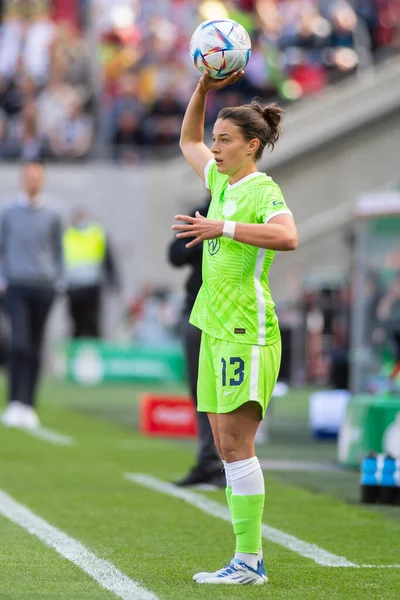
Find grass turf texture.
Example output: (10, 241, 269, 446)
(0, 377, 399, 599)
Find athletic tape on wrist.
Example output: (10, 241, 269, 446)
(223, 220, 236, 239)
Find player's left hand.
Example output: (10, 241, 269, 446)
(172, 211, 224, 248)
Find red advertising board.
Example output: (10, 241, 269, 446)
(139, 394, 197, 438)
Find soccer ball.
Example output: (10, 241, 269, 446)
(190, 19, 251, 79)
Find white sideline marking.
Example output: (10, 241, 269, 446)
(0, 415, 75, 447)
(360, 564, 400, 569)
(125, 473, 357, 568)
(0, 490, 159, 600)
(26, 427, 75, 446)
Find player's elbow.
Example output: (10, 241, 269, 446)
(179, 139, 192, 160)
(282, 231, 298, 251)
(179, 136, 191, 152)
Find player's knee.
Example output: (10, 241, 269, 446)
(220, 436, 253, 463)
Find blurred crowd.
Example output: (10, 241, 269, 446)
(0, 0, 399, 163)
(99, 0, 400, 161)
(0, 0, 94, 161)
(298, 228, 400, 393)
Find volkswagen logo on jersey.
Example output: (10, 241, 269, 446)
(207, 238, 221, 255)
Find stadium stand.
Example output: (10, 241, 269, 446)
(0, 0, 94, 161)
(96, 0, 400, 161)
(0, 1, 398, 162)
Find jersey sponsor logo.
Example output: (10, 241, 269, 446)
(207, 238, 221, 255)
(234, 328, 246, 334)
(272, 200, 284, 206)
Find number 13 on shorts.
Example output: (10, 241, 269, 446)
(221, 357, 245, 387)
(197, 332, 281, 417)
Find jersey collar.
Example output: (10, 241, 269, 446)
(227, 172, 267, 190)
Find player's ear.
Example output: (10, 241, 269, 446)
(247, 138, 260, 157)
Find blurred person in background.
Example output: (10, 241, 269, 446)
(168, 198, 224, 488)
(375, 274, 400, 387)
(0, 72, 37, 122)
(50, 21, 92, 107)
(329, 285, 352, 390)
(111, 108, 144, 163)
(128, 284, 179, 346)
(106, 71, 148, 161)
(20, 5, 55, 85)
(47, 96, 94, 160)
(63, 209, 120, 339)
(148, 83, 185, 148)
(2, 98, 42, 160)
(37, 66, 81, 150)
(0, 159, 62, 430)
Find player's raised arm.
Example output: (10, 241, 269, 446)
(179, 72, 244, 180)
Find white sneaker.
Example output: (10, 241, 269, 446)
(195, 559, 268, 585)
(20, 406, 40, 430)
(1, 401, 25, 427)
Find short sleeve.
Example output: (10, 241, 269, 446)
(256, 182, 293, 224)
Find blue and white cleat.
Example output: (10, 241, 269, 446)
(193, 558, 268, 582)
(195, 558, 268, 585)
(193, 563, 230, 582)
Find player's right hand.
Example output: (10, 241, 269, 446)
(199, 70, 244, 93)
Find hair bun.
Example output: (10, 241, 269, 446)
(249, 101, 284, 150)
(262, 103, 284, 128)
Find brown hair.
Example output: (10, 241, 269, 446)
(217, 101, 284, 160)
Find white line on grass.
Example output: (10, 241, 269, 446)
(360, 564, 400, 569)
(0, 490, 159, 600)
(1, 416, 75, 447)
(25, 427, 75, 446)
(125, 473, 357, 568)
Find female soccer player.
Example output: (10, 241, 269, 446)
(172, 70, 298, 586)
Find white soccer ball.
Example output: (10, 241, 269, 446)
(190, 19, 251, 79)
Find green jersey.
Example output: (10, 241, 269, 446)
(190, 159, 292, 346)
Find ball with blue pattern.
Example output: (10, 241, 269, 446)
(190, 19, 251, 79)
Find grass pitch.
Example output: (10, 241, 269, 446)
(0, 378, 399, 599)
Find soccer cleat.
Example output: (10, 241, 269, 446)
(193, 563, 230, 582)
(1, 401, 25, 427)
(173, 464, 224, 488)
(20, 406, 40, 430)
(195, 558, 268, 585)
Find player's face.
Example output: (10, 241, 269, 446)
(211, 119, 258, 177)
(22, 163, 45, 197)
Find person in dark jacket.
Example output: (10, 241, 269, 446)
(168, 200, 224, 487)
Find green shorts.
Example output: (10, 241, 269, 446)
(197, 332, 281, 418)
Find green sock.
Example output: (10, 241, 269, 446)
(230, 493, 265, 554)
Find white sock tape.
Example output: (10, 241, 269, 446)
(222, 220, 236, 239)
